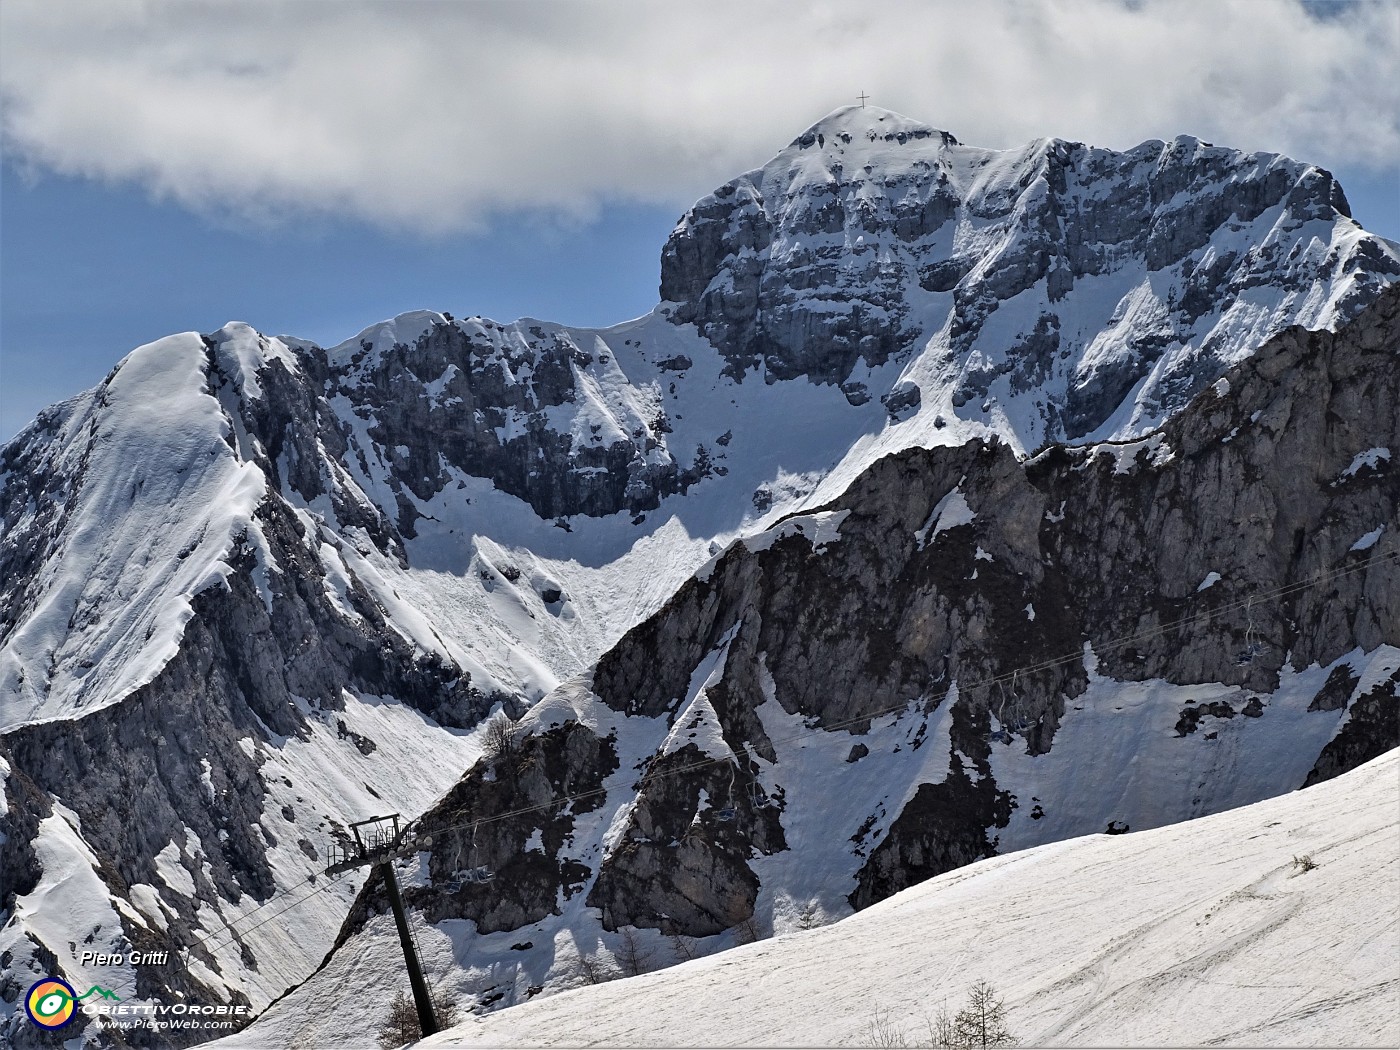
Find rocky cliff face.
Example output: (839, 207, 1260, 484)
(309, 317, 697, 524)
(279, 287, 1396, 1042)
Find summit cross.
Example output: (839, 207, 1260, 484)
(857, 91, 870, 108)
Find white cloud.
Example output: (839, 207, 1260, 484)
(1, 0, 1395, 233)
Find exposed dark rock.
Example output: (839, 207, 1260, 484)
(341, 722, 617, 939)
(1309, 663, 1360, 712)
(882, 382, 921, 422)
(316, 323, 688, 520)
(850, 746, 1013, 910)
(842, 382, 872, 406)
(579, 284, 1399, 913)
(585, 743, 770, 937)
(1304, 671, 1400, 787)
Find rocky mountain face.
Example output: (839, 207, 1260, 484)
(291, 316, 695, 525)
(1, 106, 1397, 1049)
(660, 107, 1395, 445)
(256, 286, 1397, 1049)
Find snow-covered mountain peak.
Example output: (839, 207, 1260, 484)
(785, 104, 958, 155)
(0, 331, 269, 730)
(209, 321, 302, 402)
(326, 308, 453, 363)
(661, 106, 1398, 446)
(749, 105, 962, 220)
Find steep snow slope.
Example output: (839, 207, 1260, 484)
(391, 748, 1400, 1049)
(0, 332, 269, 729)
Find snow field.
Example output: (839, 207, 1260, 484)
(990, 645, 1399, 854)
(416, 748, 1400, 1049)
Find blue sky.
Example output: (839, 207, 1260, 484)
(0, 168, 681, 438)
(2, 0, 1397, 439)
(3, 158, 1397, 441)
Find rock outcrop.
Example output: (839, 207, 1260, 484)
(313, 319, 694, 524)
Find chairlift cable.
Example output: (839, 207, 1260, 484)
(194, 869, 356, 960)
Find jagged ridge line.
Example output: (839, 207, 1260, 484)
(180, 544, 1397, 962)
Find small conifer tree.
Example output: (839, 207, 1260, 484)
(376, 990, 459, 1048)
(950, 979, 1016, 1048)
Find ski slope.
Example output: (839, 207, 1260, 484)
(412, 749, 1400, 1049)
